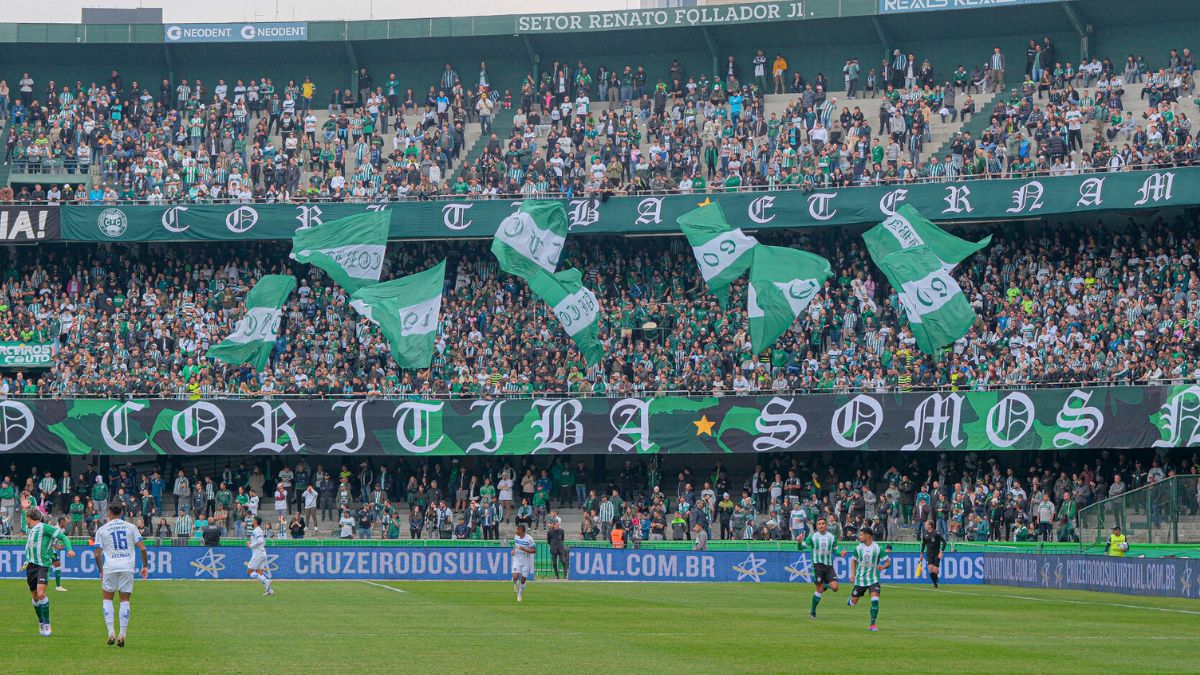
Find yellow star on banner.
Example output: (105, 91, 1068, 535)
(697, 197, 712, 208)
(694, 415, 715, 436)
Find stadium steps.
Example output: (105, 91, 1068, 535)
(924, 90, 998, 164)
(293, 107, 483, 188)
(457, 103, 517, 179)
(1079, 86, 1156, 151)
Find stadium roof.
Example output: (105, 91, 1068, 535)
(0, 0, 1088, 44)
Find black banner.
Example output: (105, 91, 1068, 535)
(0, 385, 1191, 455)
(0, 205, 60, 242)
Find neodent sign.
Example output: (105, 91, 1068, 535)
(516, 2, 806, 33)
(163, 22, 308, 43)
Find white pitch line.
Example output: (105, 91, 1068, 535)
(909, 586, 1200, 615)
(359, 580, 407, 594)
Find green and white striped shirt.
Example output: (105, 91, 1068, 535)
(802, 531, 839, 566)
(25, 522, 72, 568)
(852, 542, 888, 586)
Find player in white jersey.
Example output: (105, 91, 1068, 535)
(93, 503, 148, 647)
(511, 523, 536, 602)
(247, 516, 273, 596)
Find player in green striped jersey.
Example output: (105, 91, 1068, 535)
(798, 517, 842, 618)
(23, 506, 75, 637)
(846, 527, 890, 632)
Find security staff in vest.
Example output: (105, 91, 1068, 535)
(1105, 525, 1128, 557)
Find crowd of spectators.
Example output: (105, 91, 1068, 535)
(447, 42, 1198, 199)
(0, 64, 499, 203)
(2, 451, 1197, 545)
(0, 42, 1196, 204)
(1, 212, 1198, 399)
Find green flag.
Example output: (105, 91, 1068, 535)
(875, 245, 977, 355)
(747, 246, 832, 355)
(677, 200, 758, 307)
(349, 261, 446, 369)
(863, 204, 990, 270)
(290, 211, 389, 292)
(490, 200, 568, 280)
(207, 275, 296, 370)
(528, 268, 604, 366)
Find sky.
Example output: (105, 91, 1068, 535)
(7, 0, 635, 23)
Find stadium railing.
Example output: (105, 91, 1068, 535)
(1078, 475, 1200, 545)
(4, 379, 1179, 401)
(1, 159, 1191, 205)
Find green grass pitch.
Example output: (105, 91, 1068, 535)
(1, 580, 1196, 672)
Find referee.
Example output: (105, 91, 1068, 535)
(547, 515, 569, 579)
(919, 520, 947, 588)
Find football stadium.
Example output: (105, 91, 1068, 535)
(1, 0, 1199, 670)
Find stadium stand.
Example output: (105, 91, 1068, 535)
(1, 3, 1199, 556)
(0, 40, 1195, 203)
(3, 213, 1199, 399)
(3, 447, 1198, 544)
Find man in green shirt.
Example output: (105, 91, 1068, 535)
(557, 465, 574, 508)
(92, 479, 110, 517)
(532, 487, 549, 529)
(847, 527, 890, 632)
(24, 507, 75, 636)
(479, 479, 496, 507)
(1012, 518, 1033, 542)
(69, 496, 86, 536)
(799, 517, 841, 617)
(0, 477, 15, 533)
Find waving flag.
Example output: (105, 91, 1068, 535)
(491, 200, 569, 280)
(290, 211, 389, 292)
(748, 246, 832, 354)
(874, 245, 977, 354)
(208, 275, 296, 370)
(528, 268, 604, 366)
(677, 200, 758, 307)
(863, 204, 990, 271)
(349, 261, 445, 369)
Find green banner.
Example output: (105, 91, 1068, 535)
(60, 168, 1198, 243)
(515, 2, 812, 34)
(0, 386, 1186, 455)
(0, 342, 54, 368)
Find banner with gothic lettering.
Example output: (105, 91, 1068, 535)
(0, 386, 1194, 455)
(59, 168, 1196, 243)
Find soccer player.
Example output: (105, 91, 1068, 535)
(247, 516, 274, 596)
(511, 523, 536, 602)
(799, 516, 841, 618)
(23, 508, 75, 636)
(94, 503, 149, 646)
(919, 519, 947, 588)
(847, 527, 890, 632)
(53, 516, 71, 592)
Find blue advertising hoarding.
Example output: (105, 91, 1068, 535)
(4, 544, 1195, 599)
(878, 0, 1060, 13)
(983, 553, 1200, 599)
(0, 545, 512, 581)
(163, 22, 308, 43)
(570, 549, 985, 584)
